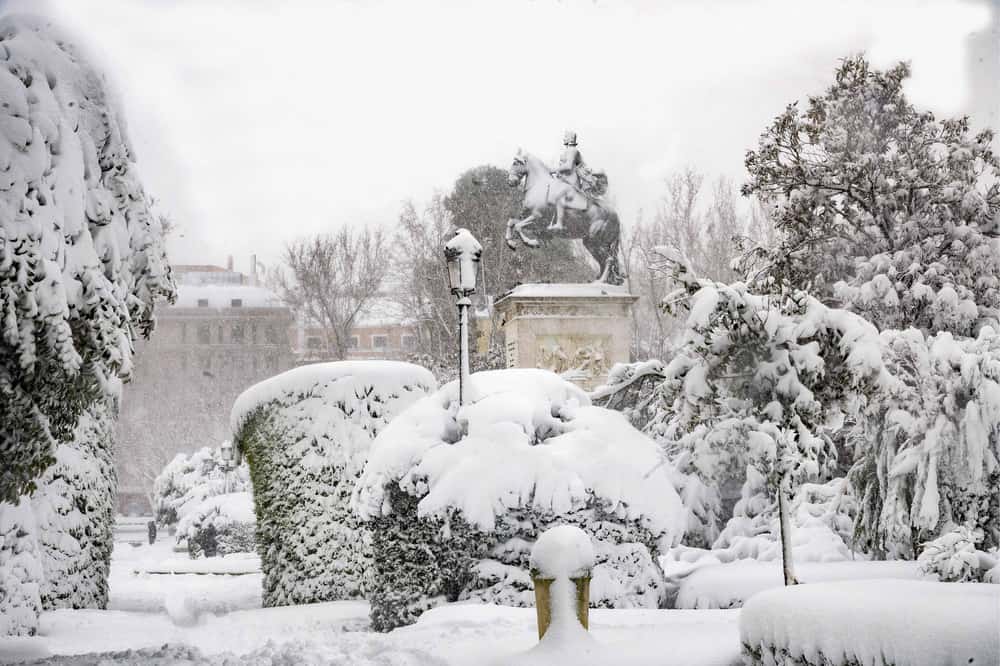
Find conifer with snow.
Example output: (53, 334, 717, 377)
(0, 498, 42, 636)
(648, 263, 888, 578)
(232, 361, 436, 607)
(152, 445, 250, 529)
(0, 15, 175, 503)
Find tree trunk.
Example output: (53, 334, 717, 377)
(778, 472, 798, 586)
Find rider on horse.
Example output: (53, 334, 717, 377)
(552, 130, 604, 230)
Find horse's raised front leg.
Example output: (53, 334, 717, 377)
(513, 213, 540, 247)
(505, 218, 519, 249)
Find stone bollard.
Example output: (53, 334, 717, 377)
(529, 525, 595, 640)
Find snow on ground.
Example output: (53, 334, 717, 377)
(106, 541, 261, 615)
(0, 603, 741, 666)
(0, 542, 742, 665)
(741, 579, 1000, 666)
(674, 559, 921, 609)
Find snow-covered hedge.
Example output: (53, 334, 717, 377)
(0, 499, 42, 636)
(30, 398, 117, 609)
(232, 361, 437, 608)
(177, 492, 256, 558)
(353, 369, 686, 631)
(740, 580, 1000, 665)
(0, 14, 174, 504)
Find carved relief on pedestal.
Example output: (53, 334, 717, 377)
(535, 335, 611, 383)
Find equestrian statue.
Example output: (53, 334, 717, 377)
(506, 131, 624, 285)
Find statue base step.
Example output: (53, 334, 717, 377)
(494, 283, 637, 391)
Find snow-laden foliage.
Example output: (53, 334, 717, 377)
(0, 498, 42, 636)
(589, 360, 665, 430)
(152, 445, 250, 528)
(0, 15, 175, 503)
(850, 327, 1000, 557)
(743, 56, 1000, 337)
(177, 491, 256, 559)
(232, 361, 436, 608)
(918, 526, 984, 583)
(649, 264, 888, 551)
(712, 478, 859, 565)
(30, 397, 117, 610)
(353, 369, 686, 631)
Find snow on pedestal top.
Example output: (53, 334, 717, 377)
(352, 368, 686, 542)
(501, 283, 633, 299)
(530, 525, 595, 579)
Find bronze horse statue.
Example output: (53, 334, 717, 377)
(505, 150, 624, 285)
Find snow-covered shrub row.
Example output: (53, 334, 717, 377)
(177, 491, 256, 558)
(30, 398, 117, 609)
(648, 265, 889, 554)
(153, 445, 250, 528)
(740, 580, 1000, 665)
(0, 15, 175, 503)
(232, 361, 436, 608)
(850, 327, 1000, 558)
(353, 369, 686, 631)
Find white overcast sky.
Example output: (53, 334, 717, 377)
(2, 0, 993, 270)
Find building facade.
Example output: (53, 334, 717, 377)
(116, 263, 296, 514)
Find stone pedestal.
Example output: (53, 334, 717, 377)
(494, 283, 637, 391)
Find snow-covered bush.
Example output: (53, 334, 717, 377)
(353, 369, 686, 631)
(648, 264, 888, 566)
(30, 398, 117, 609)
(232, 361, 436, 608)
(590, 360, 665, 430)
(176, 492, 255, 559)
(851, 327, 1000, 558)
(152, 445, 250, 528)
(0, 15, 174, 504)
(916, 526, 1000, 583)
(0, 499, 42, 636)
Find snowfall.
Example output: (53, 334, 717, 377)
(0, 531, 995, 666)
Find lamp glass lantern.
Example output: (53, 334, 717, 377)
(445, 247, 479, 296)
(220, 440, 234, 469)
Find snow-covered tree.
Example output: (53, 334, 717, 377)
(232, 361, 436, 608)
(152, 444, 250, 528)
(648, 262, 888, 581)
(30, 397, 117, 610)
(0, 15, 175, 503)
(850, 327, 1000, 558)
(743, 56, 1000, 337)
(353, 369, 686, 631)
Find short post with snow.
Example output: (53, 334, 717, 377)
(530, 525, 594, 640)
(444, 228, 482, 405)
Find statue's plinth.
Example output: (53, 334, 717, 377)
(495, 283, 637, 391)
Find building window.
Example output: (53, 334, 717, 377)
(231, 298, 243, 308)
(231, 323, 245, 343)
(218, 325, 224, 344)
(251, 323, 258, 344)
(197, 298, 209, 307)
(349, 335, 359, 349)
(401, 334, 416, 350)
(265, 325, 278, 344)
(306, 336, 322, 350)
(372, 335, 388, 349)
(197, 324, 211, 345)
(180, 323, 187, 343)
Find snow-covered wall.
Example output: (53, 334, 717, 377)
(232, 361, 436, 607)
(353, 368, 686, 631)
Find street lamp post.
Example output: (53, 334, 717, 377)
(444, 228, 482, 405)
